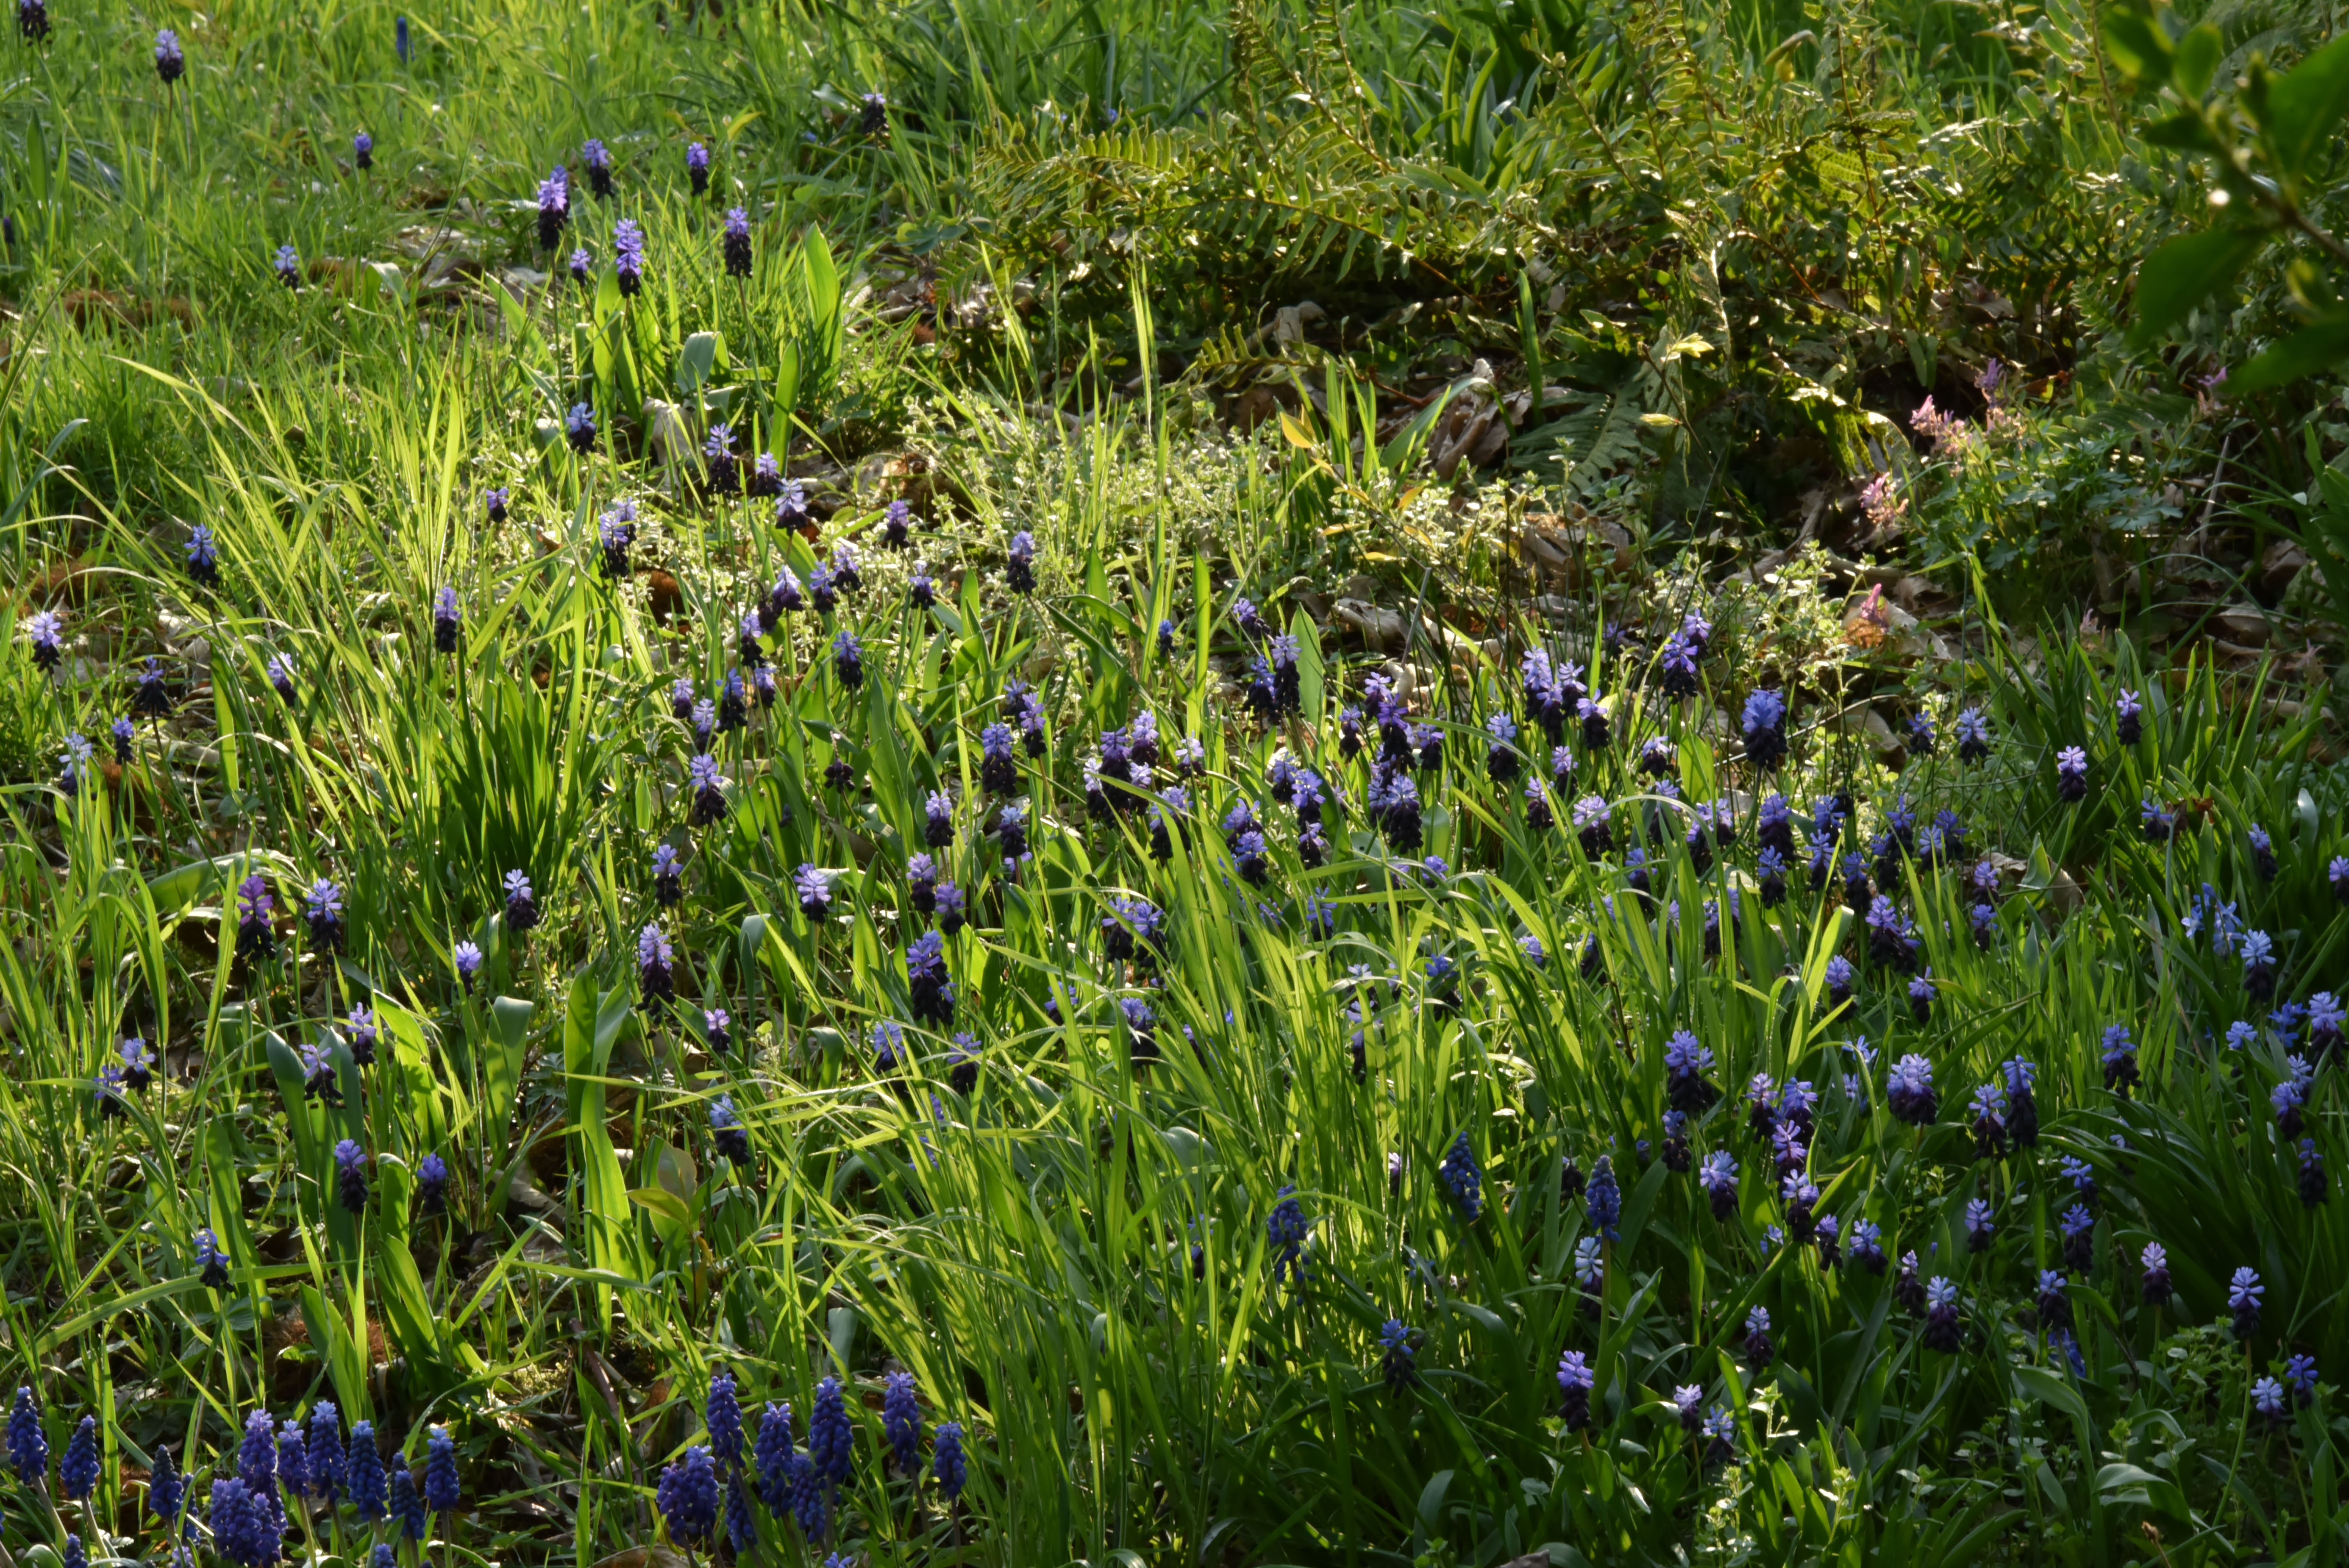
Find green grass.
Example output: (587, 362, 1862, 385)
(5, 0, 2349, 1564)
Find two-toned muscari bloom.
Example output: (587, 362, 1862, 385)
(689, 754, 729, 825)
(582, 137, 614, 197)
(613, 219, 645, 294)
(1953, 706, 1991, 761)
(2230, 1266, 2263, 1339)
(537, 166, 571, 247)
(1698, 1151, 1737, 1219)
(1556, 1351, 1595, 1430)
(154, 27, 183, 82)
(1886, 1053, 1936, 1124)
(639, 922, 675, 1006)
(1741, 690, 1786, 769)
(793, 864, 831, 918)
(709, 1096, 751, 1162)
(335, 1139, 369, 1213)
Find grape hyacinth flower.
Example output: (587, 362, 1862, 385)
(237, 873, 276, 960)
(808, 1377, 852, 1484)
(150, 1441, 185, 1522)
(686, 141, 711, 194)
(652, 844, 683, 906)
(1698, 1150, 1738, 1219)
(1969, 1083, 2006, 1159)
(1741, 690, 1787, 770)
(128, 654, 173, 720)
(1574, 1235, 1604, 1313)
(1004, 529, 1039, 593)
(882, 497, 913, 549)
(1908, 969, 1936, 1024)
(453, 941, 483, 992)
(689, 754, 729, 825)
(613, 219, 645, 295)
(1814, 1212, 1842, 1269)
(2301, 1139, 2328, 1208)
(2116, 689, 2142, 744)
(1572, 795, 1612, 857)
(1439, 1131, 1483, 1221)
(275, 242, 301, 288)
(2000, 1059, 2037, 1147)
(193, 1226, 233, 1287)
(1557, 1351, 1595, 1430)
(2308, 992, 2345, 1060)
(1922, 1278, 1962, 1352)
(335, 1139, 369, 1213)
(20, 0, 50, 43)
(2230, 1266, 2263, 1340)
(932, 1421, 966, 1500)
(276, 1420, 311, 1502)
(1887, 1054, 1937, 1125)
(794, 863, 832, 919)
(882, 1371, 920, 1475)
(832, 629, 864, 689)
(754, 1404, 796, 1511)
(656, 1447, 718, 1547)
(2036, 1269, 2071, 1335)
(1850, 1219, 1886, 1273)
(303, 877, 345, 953)
(1743, 1306, 1773, 1369)
(2249, 824, 2277, 879)
(775, 479, 811, 533)
(723, 207, 752, 277)
(1664, 1030, 1718, 1113)
(565, 401, 596, 453)
(2287, 1353, 2319, 1407)
(25, 608, 64, 671)
(2053, 744, 2088, 802)
(2253, 1376, 2289, 1429)
(569, 246, 592, 285)
(1586, 1154, 1622, 1240)
(354, 130, 373, 169)
(2101, 1024, 2139, 1096)
(154, 27, 184, 82)
(1963, 1197, 1995, 1252)
(1379, 1320, 1417, 1394)
(582, 138, 614, 198)
(208, 1479, 278, 1568)
(1670, 1385, 1704, 1434)
(2241, 929, 2278, 1000)
(1825, 955, 1854, 1007)
(415, 1154, 448, 1217)
(1954, 706, 1991, 761)
(536, 167, 570, 247)
(60, 1414, 98, 1499)
(1267, 1187, 1309, 1284)
(907, 931, 955, 1026)
(638, 923, 676, 1008)
(348, 1422, 387, 1521)
(709, 1097, 751, 1163)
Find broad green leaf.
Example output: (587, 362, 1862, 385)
(2129, 227, 2264, 346)
(2171, 23, 2221, 99)
(2097, 1461, 2190, 1520)
(2139, 109, 2218, 151)
(2101, 2, 2176, 83)
(2264, 32, 2349, 181)
(677, 329, 724, 392)
(2228, 314, 2349, 393)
